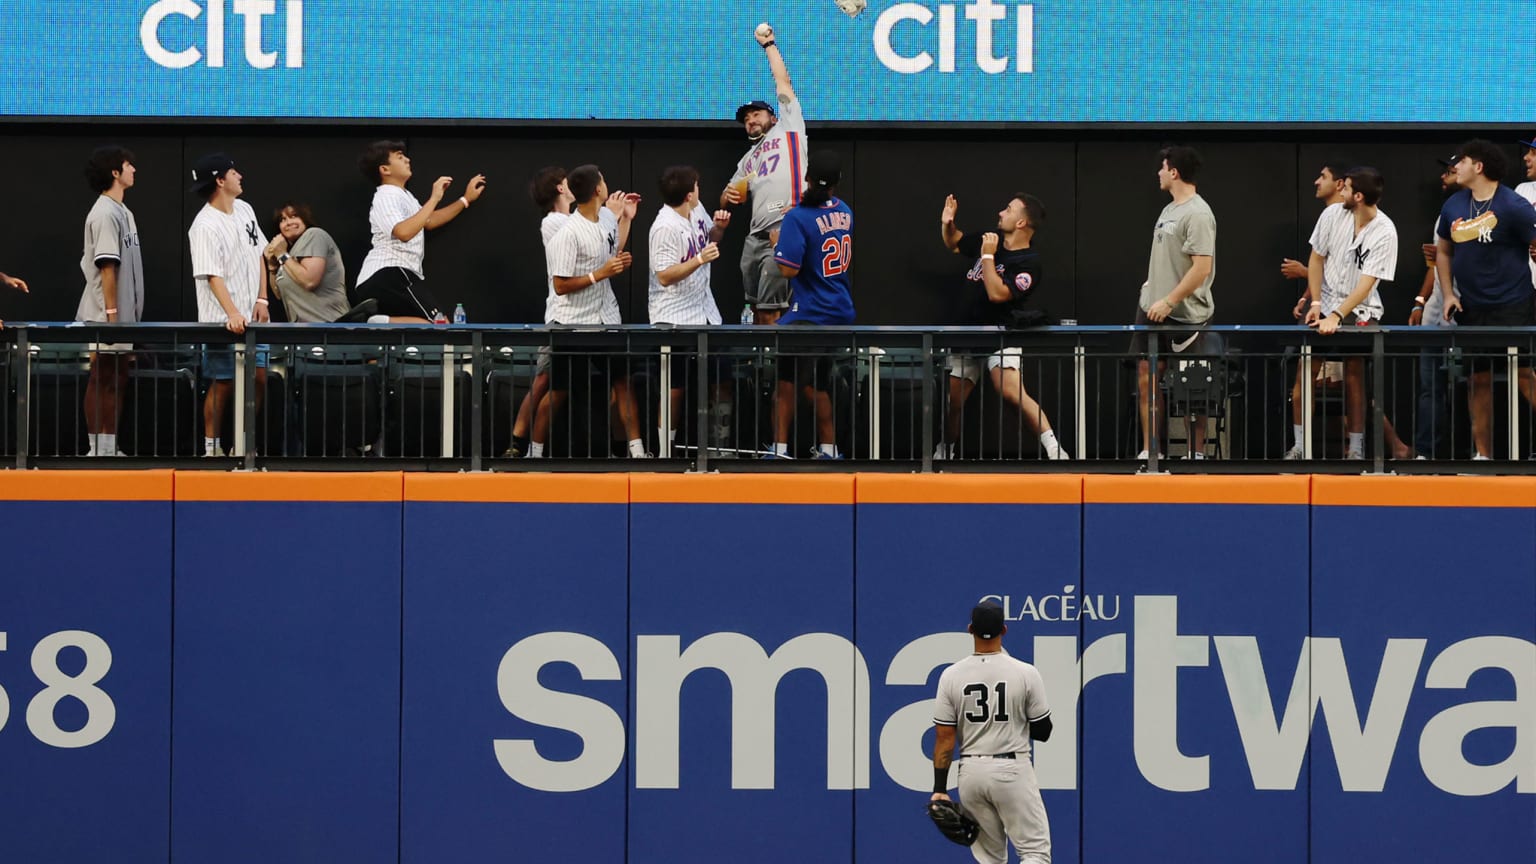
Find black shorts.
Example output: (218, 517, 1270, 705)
(659, 352, 732, 389)
(1128, 307, 1212, 359)
(1459, 296, 1536, 372)
(549, 350, 635, 390)
(356, 267, 442, 320)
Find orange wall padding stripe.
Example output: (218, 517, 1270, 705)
(0, 470, 174, 501)
(856, 473, 1083, 504)
(175, 472, 403, 502)
(1085, 475, 1311, 506)
(631, 473, 854, 504)
(405, 473, 628, 504)
(1312, 475, 1536, 508)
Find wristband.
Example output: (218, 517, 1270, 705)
(588, 273, 597, 286)
(980, 253, 995, 260)
(104, 307, 118, 314)
(255, 298, 269, 306)
(278, 253, 289, 265)
(933, 765, 949, 795)
(1310, 300, 1321, 307)
(762, 40, 776, 48)
(459, 196, 469, 209)
(1413, 296, 1426, 306)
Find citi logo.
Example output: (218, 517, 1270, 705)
(982, 587, 1121, 622)
(140, 0, 304, 69)
(874, 1, 1034, 74)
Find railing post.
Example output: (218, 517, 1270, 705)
(867, 346, 883, 461)
(920, 333, 934, 472)
(1301, 343, 1314, 460)
(658, 343, 672, 459)
(440, 341, 455, 458)
(233, 335, 249, 461)
(15, 328, 30, 470)
(1371, 332, 1385, 474)
(1508, 345, 1520, 461)
(1147, 333, 1160, 472)
(470, 331, 483, 472)
(696, 331, 710, 472)
(1073, 342, 1087, 461)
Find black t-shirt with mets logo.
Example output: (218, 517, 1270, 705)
(956, 232, 1043, 326)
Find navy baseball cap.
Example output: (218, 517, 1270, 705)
(1436, 153, 1459, 168)
(806, 149, 842, 188)
(971, 600, 1005, 639)
(735, 99, 776, 123)
(190, 152, 235, 193)
(1518, 136, 1536, 150)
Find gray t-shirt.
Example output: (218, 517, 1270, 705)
(1140, 193, 1217, 323)
(275, 227, 348, 322)
(731, 97, 808, 234)
(78, 195, 144, 322)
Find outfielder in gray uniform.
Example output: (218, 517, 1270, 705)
(723, 22, 807, 325)
(932, 600, 1053, 864)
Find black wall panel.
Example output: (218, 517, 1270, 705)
(1, 126, 1528, 327)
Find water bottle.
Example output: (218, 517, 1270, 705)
(740, 304, 753, 326)
(452, 303, 467, 324)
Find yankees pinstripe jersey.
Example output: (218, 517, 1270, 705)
(545, 209, 622, 325)
(732, 97, 807, 234)
(357, 184, 425, 285)
(934, 649, 1050, 758)
(1516, 181, 1536, 290)
(542, 210, 573, 324)
(189, 199, 265, 323)
(78, 195, 144, 323)
(1308, 202, 1397, 320)
(647, 204, 721, 325)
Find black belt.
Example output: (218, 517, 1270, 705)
(751, 228, 777, 240)
(962, 753, 1015, 759)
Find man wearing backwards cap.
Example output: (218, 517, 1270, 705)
(722, 22, 807, 324)
(931, 600, 1054, 864)
(187, 152, 268, 457)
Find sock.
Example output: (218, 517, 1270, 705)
(528, 441, 545, 458)
(773, 442, 789, 456)
(628, 438, 647, 458)
(86, 433, 99, 457)
(1292, 424, 1304, 446)
(818, 443, 838, 457)
(99, 432, 117, 455)
(1039, 429, 1060, 455)
(204, 436, 218, 455)
(1347, 432, 1364, 453)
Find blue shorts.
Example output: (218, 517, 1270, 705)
(203, 343, 271, 380)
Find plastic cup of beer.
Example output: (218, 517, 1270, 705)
(729, 177, 750, 200)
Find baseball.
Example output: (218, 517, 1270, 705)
(755, 22, 773, 39)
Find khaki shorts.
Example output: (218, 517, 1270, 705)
(945, 347, 1023, 384)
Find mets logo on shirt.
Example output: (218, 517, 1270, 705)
(1015, 272, 1034, 293)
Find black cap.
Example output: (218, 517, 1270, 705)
(806, 149, 842, 188)
(1435, 153, 1459, 168)
(735, 100, 776, 123)
(971, 600, 1004, 639)
(190, 152, 235, 193)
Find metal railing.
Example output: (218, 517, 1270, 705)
(5, 322, 1536, 473)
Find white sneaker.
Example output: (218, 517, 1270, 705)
(1345, 449, 1365, 460)
(1282, 443, 1305, 460)
(1135, 450, 1164, 460)
(1046, 445, 1071, 460)
(1473, 453, 1492, 461)
(934, 443, 952, 460)
(204, 447, 226, 458)
(1186, 451, 1207, 460)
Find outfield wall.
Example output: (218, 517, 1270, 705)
(0, 472, 1531, 864)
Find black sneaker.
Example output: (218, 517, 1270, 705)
(336, 298, 380, 323)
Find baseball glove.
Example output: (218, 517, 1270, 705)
(927, 798, 980, 846)
(834, 0, 867, 18)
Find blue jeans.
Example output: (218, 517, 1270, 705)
(1415, 349, 1449, 457)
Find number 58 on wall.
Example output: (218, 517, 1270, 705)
(0, 630, 116, 748)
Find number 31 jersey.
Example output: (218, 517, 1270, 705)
(934, 649, 1052, 758)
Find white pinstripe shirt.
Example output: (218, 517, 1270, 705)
(545, 209, 622, 325)
(189, 199, 265, 323)
(1309, 202, 1397, 321)
(648, 204, 721, 325)
(1516, 182, 1536, 290)
(356, 184, 425, 284)
(541, 211, 571, 324)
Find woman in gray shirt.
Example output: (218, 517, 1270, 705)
(264, 203, 350, 323)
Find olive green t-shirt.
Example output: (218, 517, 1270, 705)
(1139, 193, 1216, 323)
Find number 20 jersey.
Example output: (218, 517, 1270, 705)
(933, 649, 1052, 758)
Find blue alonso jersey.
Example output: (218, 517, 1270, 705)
(774, 197, 856, 325)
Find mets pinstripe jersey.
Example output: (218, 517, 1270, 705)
(647, 203, 721, 325)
